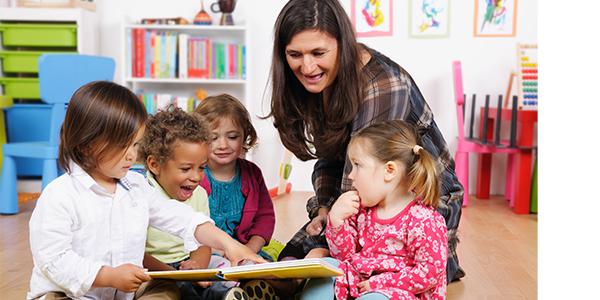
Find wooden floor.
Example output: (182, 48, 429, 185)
(0, 192, 537, 299)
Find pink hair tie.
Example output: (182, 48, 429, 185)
(413, 145, 423, 155)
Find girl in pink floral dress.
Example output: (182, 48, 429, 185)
(323, 120, 448, 300)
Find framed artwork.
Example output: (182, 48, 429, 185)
(351, 0, 393, 37)
(409, 0, 450, 38)
(474, 0, 518, 37)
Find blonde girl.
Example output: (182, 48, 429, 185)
(317, 120, 448, 300)
(195, 94, 278, 299)
(195, 94, 275, 257)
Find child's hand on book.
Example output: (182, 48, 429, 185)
(109, 264, 151, 292)
(179, 259, 203, 270)
(225, 241, 267, 266)
(329, 191, 360, 227)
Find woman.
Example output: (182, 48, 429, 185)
(267, 0, 465, 284)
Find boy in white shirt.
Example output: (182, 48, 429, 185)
(28, 81, 263, 300)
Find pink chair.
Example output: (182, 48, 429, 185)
(452, 61, 518, 207)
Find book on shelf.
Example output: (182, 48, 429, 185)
(137, 91, 202, 114)
(127, 27, 246, 80)
(178, 33, 189, 78)
(146, 258, 342, 281)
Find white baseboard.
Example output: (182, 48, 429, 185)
(17, 179, 42, 193)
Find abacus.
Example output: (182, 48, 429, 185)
(517, 43, 538, 110)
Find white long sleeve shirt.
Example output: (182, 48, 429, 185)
(27, 164, 213, 300)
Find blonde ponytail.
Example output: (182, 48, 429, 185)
(408, 146, 440, 208)
(350, 120, 441, 208)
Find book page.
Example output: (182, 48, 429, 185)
(221, 258, 342, 280)
(145, 258, 343, 281)
(146, 269, 221, 281)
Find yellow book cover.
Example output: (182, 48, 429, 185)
(146, 258, 342, 281)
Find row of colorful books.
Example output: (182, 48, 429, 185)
(137, 92, 202, 114)
(127, 29, 246, 80)
(178, 34, 246, 80)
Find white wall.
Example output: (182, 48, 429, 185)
(97, 0, 537, 195)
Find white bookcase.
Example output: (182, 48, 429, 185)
(0, 7, 98, 54)
(121, 23, 249, 110)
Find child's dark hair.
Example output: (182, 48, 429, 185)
(138, 105, 210, 169)
(194, 94, 257, 151)
(58, 81, 147, 174)
(350, 120, 440, 207)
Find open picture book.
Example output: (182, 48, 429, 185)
(146, 258, 342, 281)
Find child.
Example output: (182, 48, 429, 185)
(195, 94, 278, 298)
(322, 120, 448, 300)
(194, 94, 275, 258)
(138, 106, 244, 300)
(27, 81, 264, 300)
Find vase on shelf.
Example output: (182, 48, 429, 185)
(194, 0, 212, 25)
(210, 0, 236, 25)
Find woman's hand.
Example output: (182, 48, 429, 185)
(306, 215, 327, 236)
(305, 247, 330, 258)
(329, 191, 360, 227)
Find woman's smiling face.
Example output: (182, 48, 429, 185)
(285, 29, 339, 94)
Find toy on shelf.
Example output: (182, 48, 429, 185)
(194, 0, 212, 25)
(268, 149, 293, 199)
(517, 43, 538, 110)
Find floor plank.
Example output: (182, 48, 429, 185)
(0, 192, 536, 299)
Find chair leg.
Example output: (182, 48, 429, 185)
(476, 153, 492, 199)
(42, 159, 59, 190)
(506, 153, 516, 206)
(0, 156, 18, 214)
(454, 151, 469, 207)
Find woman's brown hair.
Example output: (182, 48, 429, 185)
(194, 94, 257, 151)
(266, 0, 363, 160)
(138, 105, 210, 168)
(349, 120, 441, 207)
(58, 81, 147, 174)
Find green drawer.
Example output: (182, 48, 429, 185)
(0, 23, 77, 48)
(0, 51, 77, 73)
(0, 77, 39, 99)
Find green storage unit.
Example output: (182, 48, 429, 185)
(0, 51, 77, 73)
(0, 51, 41, 73)
(0, 77, 40, 99)
(0, 23, 77, 48)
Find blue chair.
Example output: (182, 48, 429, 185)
(0, 54, 115, 214)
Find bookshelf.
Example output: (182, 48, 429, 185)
(121, 23, 249, 113)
